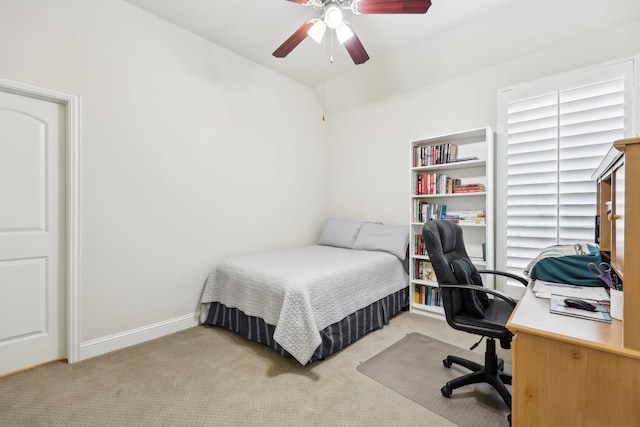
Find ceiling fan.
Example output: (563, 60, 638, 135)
(272, 0, 432, 65)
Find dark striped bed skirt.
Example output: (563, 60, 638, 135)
(204, 286, 409, 363)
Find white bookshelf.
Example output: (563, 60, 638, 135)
(409, 127, 495, 318)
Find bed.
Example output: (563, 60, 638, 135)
(200, 218, 410, 365)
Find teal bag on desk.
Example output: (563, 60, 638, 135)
(523, 243, 604, 287)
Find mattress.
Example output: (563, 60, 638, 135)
(200, 244, 409, 364)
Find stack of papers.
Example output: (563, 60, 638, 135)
(533, 280, 610, 304)
(549, 294, 611, 323)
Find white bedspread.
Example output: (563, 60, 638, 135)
(200, 245, 408, 364)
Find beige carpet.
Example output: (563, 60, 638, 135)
(357, 332, 510, 427)
(0, 312, 511, 426)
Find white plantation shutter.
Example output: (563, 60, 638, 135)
(558, 79, 625, 241)
(504, 77, 626, 275)
(506, 93, 559, 271)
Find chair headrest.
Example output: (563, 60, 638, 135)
(422, 220, 471, 285)
(436, 220, 457, 253)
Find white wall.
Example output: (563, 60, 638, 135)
(2, 0, 639, 360)
(0, 0, 328, 356)
(325, 19, 640, 227)
(317, 0, 640, 115)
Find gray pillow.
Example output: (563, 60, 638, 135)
(318, 217, 363, 249)
(353, 223, 409, 260)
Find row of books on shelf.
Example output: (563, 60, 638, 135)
(414, 173, 460, 195)
(412, 143, 458, 167)
(413, 202, 447, 223)
(412, 202, 486, 225)
(414, 173, 486, 195)
(414, 234, 427, 256)
(414, 235, 487, 261)
(414, 284, 443, 307)
(414, 259, 436, 281)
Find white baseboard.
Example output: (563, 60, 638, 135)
(78, 312, 200, 362)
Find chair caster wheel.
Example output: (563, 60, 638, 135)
(443, 359, 452, 368)
(441, 385, 452, 398)
(498, 358, 505, 371)
(507, 413, 512, 426)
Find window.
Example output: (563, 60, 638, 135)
(497, 57, 637, 296)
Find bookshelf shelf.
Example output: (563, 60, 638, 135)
(411, 192, 487, 199)
(410, 303, 445, 317)
(409, 127, 495, 318)
(413, 278, 439, 287)
(412, 159, 486, 172)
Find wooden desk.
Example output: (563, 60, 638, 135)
(507, 285, 640, 426)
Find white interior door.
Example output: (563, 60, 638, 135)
(0, 89, 66, 375)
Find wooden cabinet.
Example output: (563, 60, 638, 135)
(613, 162, 625, 272)
(593, 137, 640, 350)
(408, 127, 494, 317)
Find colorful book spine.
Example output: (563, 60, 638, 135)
(414, 173, 462, 195)
(412, 143, 459, 166)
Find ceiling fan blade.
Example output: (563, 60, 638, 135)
(356, 0, 432, 14)
(343, 29, 370, 65)
(273, 21, 314, 58)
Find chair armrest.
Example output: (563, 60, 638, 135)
(477, 270, 528, 286)
(438, 284, 518, 308)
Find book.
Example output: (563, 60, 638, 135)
(423, 261, 435, 281)
(448, 156, 479, 163)
(443, 210, 486, 225)
(414, 259, 436, 281)
(532, 280, 610, 304)
(549, 294, 611, 323)
(457, 218, 486, 225)
(454, 183, 485, 193)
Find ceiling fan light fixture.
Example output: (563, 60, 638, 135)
(275, 0, 434, 65)
(307, 19, 327, 43)
(335, 22, 354, 44)
(324, 5, 343, 29)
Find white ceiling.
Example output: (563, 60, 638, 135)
(124, 0, 521, 87)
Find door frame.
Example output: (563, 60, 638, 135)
(0, 75, 80, 363)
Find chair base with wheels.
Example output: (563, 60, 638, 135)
(440, 337, 511, 410)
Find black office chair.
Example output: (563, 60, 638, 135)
(422, 220, 528, 414)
